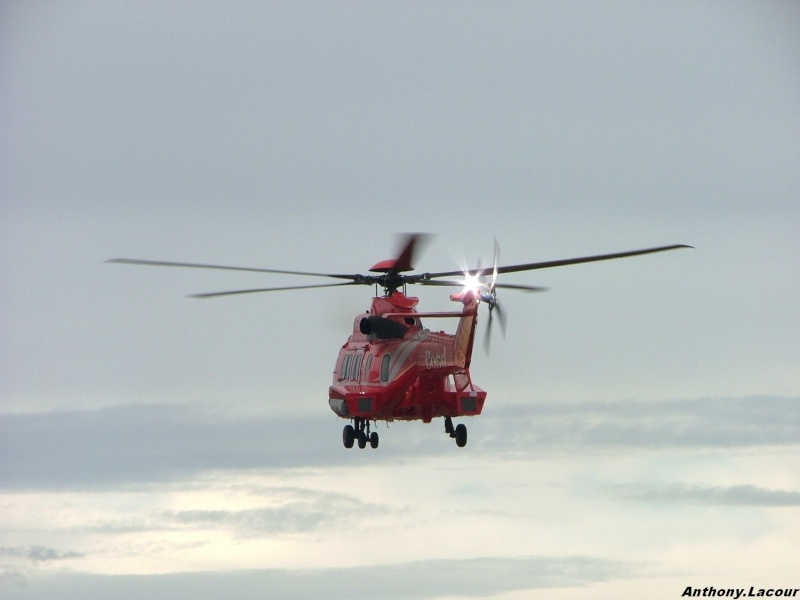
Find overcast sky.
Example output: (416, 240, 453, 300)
(2, 2, 799, 599)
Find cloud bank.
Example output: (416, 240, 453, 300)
(3, 554, 639, 600)
(617, 483, 800, 507)
(1, 396, 797, 490)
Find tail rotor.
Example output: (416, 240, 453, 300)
(481, 239, 507, 354)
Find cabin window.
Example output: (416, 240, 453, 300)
(364, 354, 373, 380)
(380, 353, 391, 382)
(354, 355, 362, 381)
(342, 355, 351, 380)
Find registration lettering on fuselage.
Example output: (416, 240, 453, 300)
(424, 350, 447, 369)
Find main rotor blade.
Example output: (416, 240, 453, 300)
(188, 281, 362, 299)
(415, 280, 546, 292)
(494, 244, 694, 275)
(107, 258, 358, 281)
(494, 283, 547, 292)
(416, 280, 466, 287)
(391, 233, 432, 273)
(422, 244, 692, 279)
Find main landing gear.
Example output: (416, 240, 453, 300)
(342, 418, 467, 449)
(444, 416, 467, 448)
(342, 417, 379, 450)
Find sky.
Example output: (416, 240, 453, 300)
(2, 1, 799, 598)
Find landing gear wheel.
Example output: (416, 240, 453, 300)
(343, 417, 380, 450)
(455, 423, 467, 448)
(343, 424, 355, 449)
(444, 417, 468, 448)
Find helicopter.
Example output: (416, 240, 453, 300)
(109, 235, 690, 449)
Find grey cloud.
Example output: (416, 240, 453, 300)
(0, 546, 84, 563)
(34, 486, 393, 538)
(481, 396, 800, 452)
(1, 554, 639, 600)
(83, 518, 158, 535)
(164, 487, 389, 536)
(617, 483, 800, 507)
(0, 404, 325, 490)
(1, 396, 797, 490)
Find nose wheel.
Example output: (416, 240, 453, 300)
(343, 418, 379, 449)
(444, 417, 468, 447)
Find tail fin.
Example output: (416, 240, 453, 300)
(452, 293, 479, 368)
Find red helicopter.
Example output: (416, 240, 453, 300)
(110, 235, 690, 449)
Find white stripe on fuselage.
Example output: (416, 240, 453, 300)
(388, 331, 429, 382)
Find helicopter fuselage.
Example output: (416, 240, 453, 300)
(328, 291, 486, 426)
